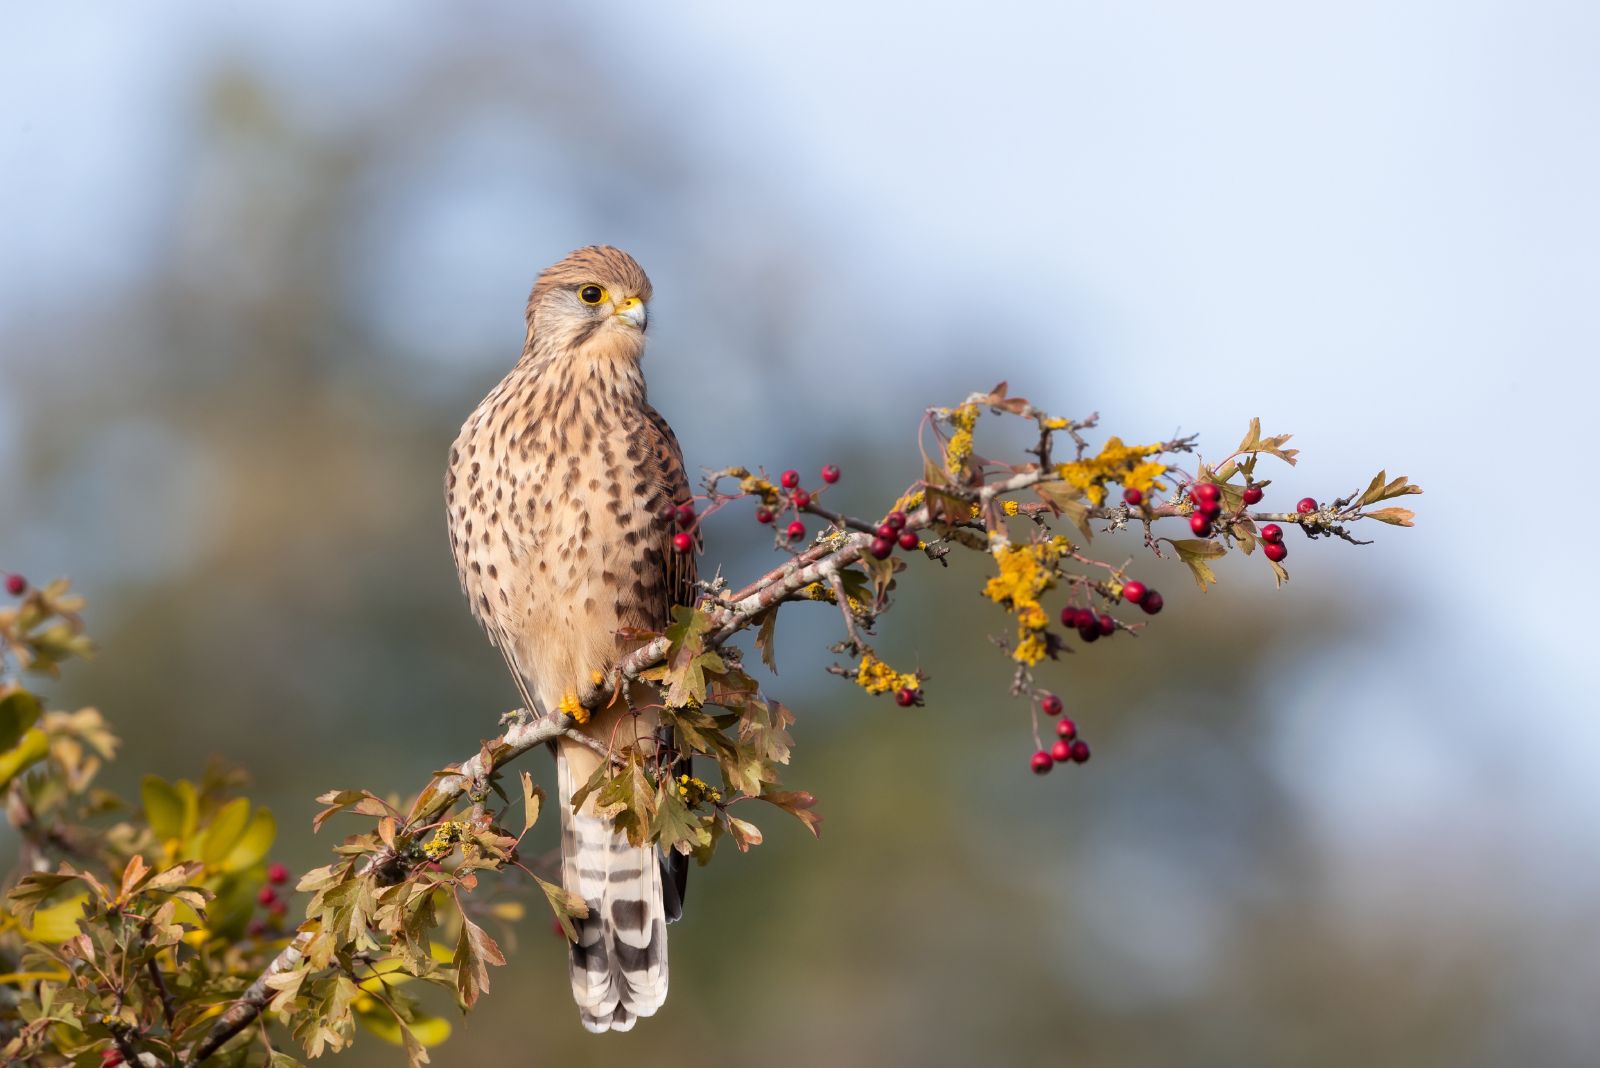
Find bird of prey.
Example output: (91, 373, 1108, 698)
(445, 246, 694, 1032)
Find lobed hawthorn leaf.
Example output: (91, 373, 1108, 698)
(1268, 557, 1290, 588)
(453, 915, 506, 1011)
(658, 606, 726, 707)
(758, 788, 823, 838)
(1237, 417, 1299, 465)
(726, 816, 764, 852)
(754, 606, 780, 674)
(519, 771, 542, 836)
(1358, 471, 1424, 507)
(0, 726, 48, 788)
(1364, 507, 1416, 526)
(534, 875, 589, 943)
(652, 782, 712, 855)
(1169, 538, 1226, 591)
(1035, 481, 1093, 543)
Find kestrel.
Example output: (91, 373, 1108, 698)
(445, 246, 694, 1032)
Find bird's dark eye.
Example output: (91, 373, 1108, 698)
(578, 285, 606, 305)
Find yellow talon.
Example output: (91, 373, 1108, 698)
(558, 690, 588, 724)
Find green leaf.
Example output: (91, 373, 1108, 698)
(652, 783, 711, 854)
(1035, 482, 1093, 542)
(534, 875, 589, 943)
(198, 796, 252, 866)
(357, 1004, 452, 1054)
(0, 726, 48, 788)
(1169, 538, 1226, 591)
(0, 688, 42, 751)
(219, 807, 276, 872)
(659, 606, 725, 707)
(21, 893, 89, 944)
(142, 776, 189, 841)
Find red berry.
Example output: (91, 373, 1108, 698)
(869, 537, 894, 559)
(1030, 750, 1054, 775)
(876, 523, 896, 540)
(246, 919, 267, 938)
(1077, 621, 1100, 643)
(785, 520, 805, 541)
(1097, 613, 1115, 636)
(1198, 500, 1222, 520)
(3, 574, 23, 596)
(781, 469, 801, 489)
(1263, 541, 1288, 563)
(894, 686, 918, 707)
(655, 501, 677, 523)
(886, 510, 908, 530)
(1189, 513, 1213, 537)
(1069, 740, 1091, 764)
(102, 1049, 125, 1067)
(897, 530, 919, 551)
(1059, 606, 1083, 628)
(1039, 693, 1063, 717)
(674, 503, 695, 526)
(1140, 591, 1164, 615)
(1122, 487, 1143, 506)
(1297, 497, 1318, 514)
(1242, 485, 1264, 505)
(820, 464, 841, 484)
(1056, 717, 1077, 740)
(1260, 523, 1283, 543)
(755, 506, 774, 524)
(1122, 580, 1147, 604)
(257, 886, 277, 907)
(267, 862, 289, 885)
(795, 489, 812, 508)
(269, 901, 287, 918)
(1193, 482, 1221, 504)
(672, 531, 693, 553)
(1050, 740, 1073, 763)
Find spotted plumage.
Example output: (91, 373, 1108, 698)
(445, 246, 694, 1032)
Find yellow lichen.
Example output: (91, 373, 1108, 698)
(1056, 437, 1168, 506)
(676, 773, 722, 807)
(856, 651, 920, 696)
(945, 404, 980, 472)
(982, 541, 1068, 665)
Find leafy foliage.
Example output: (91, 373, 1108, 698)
(0, 383, 1421, 1063)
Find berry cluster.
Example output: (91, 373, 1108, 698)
(1029, 692, 1091, 774)
(1186, 480, 1225, 537)
(868, 509, 919, 560)
(246, 861, 292, 938)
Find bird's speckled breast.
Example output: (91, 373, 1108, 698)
(445, 356, 662, 713)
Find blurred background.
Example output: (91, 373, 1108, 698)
(3, 3, 1598, 1064)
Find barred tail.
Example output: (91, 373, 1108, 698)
(557, 738, 668, 1033)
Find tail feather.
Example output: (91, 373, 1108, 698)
(558, 740, 668, 1033)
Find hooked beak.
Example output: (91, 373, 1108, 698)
(614, 295, 647, 330)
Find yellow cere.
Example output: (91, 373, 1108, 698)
(1056, 436, 1168, 506)
(855, 651, 920, 695)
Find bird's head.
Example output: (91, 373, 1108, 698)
(524, 246, 654, 362)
